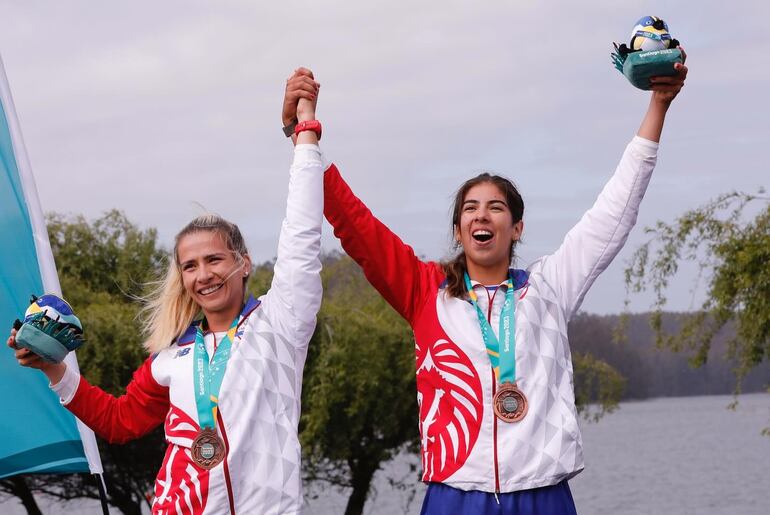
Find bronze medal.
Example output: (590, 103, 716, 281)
(493, 382, 528, 423)
(191, 427, 226, 469)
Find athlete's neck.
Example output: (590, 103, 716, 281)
(466, 260, 510, 286)
(204, 304, 242, 333)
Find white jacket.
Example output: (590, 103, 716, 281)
(53, 144, 324, 514)
(323, 136, 658, 492)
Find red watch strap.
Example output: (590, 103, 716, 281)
(294, 120, 322, 140)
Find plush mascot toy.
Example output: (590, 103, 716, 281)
(14, 294, 84, 363)
(612, 16, 682, 90)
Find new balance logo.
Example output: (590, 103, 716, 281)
(174, 347, 191, 359)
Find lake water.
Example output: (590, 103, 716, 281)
(3, 394, 768, 515)
(306, 393, 770, 515)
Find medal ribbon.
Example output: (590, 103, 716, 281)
(193, 316, 239, 430)
(464, 272, 516, 383)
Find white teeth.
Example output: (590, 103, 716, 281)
(473, 230, 492, 236)
(200, 284, 223, 295)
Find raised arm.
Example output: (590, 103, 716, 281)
(323, 166, 439, 323)
(262, 77, 324, 346)
(540, 55, 688, 319)
(282, 69, 440, 324)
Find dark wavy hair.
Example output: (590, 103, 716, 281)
(441, 173, 524, 298)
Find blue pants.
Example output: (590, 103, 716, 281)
(420, 481, 577, 515)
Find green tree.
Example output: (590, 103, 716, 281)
(2, 210, 168, 515)
(572, 351, 626, 422)
(296, 254, 625, 515)
(298, 254, 418, 515)
(623, 191, 770, 388)
(2, 215, 627, 514)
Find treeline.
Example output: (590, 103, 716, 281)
(569, 312, 770, 399)
(3, 210, 765, 515)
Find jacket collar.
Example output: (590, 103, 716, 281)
(175, 295, 261, 346)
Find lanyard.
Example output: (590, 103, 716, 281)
(193, 316, 239, 430)
(464, 272, 516, 383)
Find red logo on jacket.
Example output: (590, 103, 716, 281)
(153, 405, 209, 514)
(416, 338, 483, 481)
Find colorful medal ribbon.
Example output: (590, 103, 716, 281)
(193, 316, 240, 431)
(463, 272, 516, 383)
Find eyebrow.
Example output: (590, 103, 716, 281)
(462, 199, 509, 207)
(179, 252, 227, 267)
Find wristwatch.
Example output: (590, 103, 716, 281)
(294, 120, 322, 140)
(282, 118, 297, 138)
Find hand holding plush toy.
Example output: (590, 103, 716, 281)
(13, 294, 84, 363)
(612, 16, 683, 90)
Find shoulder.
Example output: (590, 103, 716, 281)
(425, 260, 449, 292)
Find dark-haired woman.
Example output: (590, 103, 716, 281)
(9, 72, 325, 514)
(284, 59, 687, 514)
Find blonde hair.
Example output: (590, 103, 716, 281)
(140, 214, 249, 353)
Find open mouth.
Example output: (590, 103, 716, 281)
(472, 230, 493, 243)
(198, 283, 224, 296)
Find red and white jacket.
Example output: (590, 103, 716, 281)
(323, 136, 658, 493)
(52, 144, 325, 514)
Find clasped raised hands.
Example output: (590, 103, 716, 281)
(282, 67, 320, 124)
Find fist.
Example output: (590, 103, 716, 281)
(8, 327, 67, 383)
(282, 68, 320, 125)
(650, 48, 688, 104)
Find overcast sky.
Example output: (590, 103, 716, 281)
(0, 1, 766, 314)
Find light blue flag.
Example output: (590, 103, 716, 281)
(0, 55, 103, 478)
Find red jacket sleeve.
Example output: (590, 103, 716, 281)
(65, 357, 169, 444)
(324, 164, 443, 324)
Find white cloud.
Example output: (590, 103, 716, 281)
(0, 1, 766, 313)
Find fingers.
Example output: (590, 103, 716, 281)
(7, 328, 18, 350)
(284, 76, 319, 106)
(649, 61, 687, 95)
(649, 77, 683, 88)
(286, 71, 318, 89)
(15, 346, 43, 368)
(292, 78, 319, 96)
(673, 62, 688, 81)
(679, 46, 687, 64)
(288, 76, 320, 93)
(650, 66, 687, 83)
(294, 67, 315, 79)
(283, 68, 319, 125)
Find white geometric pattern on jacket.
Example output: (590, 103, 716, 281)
(52, 144, 325, 514)
(432, 136, 659, 492)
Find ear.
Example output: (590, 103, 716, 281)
(512, 220, 524, 242)
(453, 224, 461, 243)
(242, 254, 253, 277)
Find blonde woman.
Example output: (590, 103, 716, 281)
(8, 72, 324, 514)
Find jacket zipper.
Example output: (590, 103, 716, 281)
(492, 368, 501, 497)
(484, 286, 502, 497)
(217, 410, 236, 514)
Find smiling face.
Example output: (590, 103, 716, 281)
(454, 182, 524, 279)
(176, 230, 251, 322)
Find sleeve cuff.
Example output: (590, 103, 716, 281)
(293, 144, 329, 170)
(50, 364, 81, 405)
(631, 136, 659, 158)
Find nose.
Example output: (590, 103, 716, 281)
(474, 207, 491, 222)
(195, 263, 214, 283)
